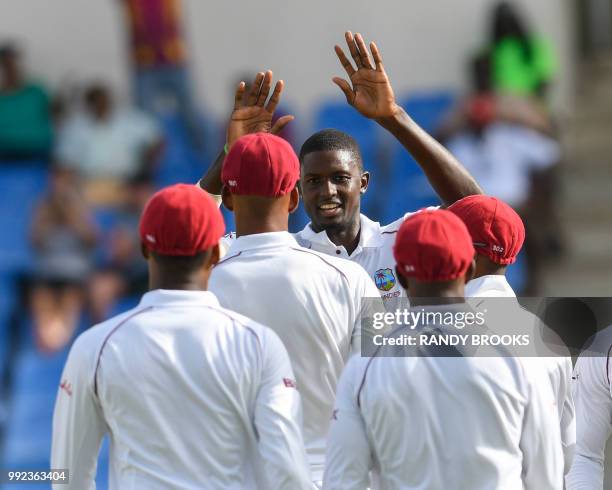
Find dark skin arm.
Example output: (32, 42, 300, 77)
(333, 31, 483, 205)
(199, 71, 294, 195)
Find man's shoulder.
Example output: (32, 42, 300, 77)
(69, 307, 148, 361)
(379, 208, 439, 235)
(288, 244, 371, 282)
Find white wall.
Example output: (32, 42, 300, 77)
(0, 0, 575, 125)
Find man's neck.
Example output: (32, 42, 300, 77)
(235, 216, 288, 238)
(149, 277, 206, 291)
(320, 219, 361, 256)
(409, 294, 465, 307)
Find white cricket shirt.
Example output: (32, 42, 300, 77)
(466, 274, 516, 298)
(295, 213, 431, 310)
(323, 307, 564, 490)
(466, 274, 576, 475)
(209, 232, 382, 481)
(566, 328, 612, 489)
(51, 289, 312, 490)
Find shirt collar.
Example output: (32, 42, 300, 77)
(298, 214, 385, 254)
(227, 231, 298, 255)
(466, 275, 516, 297)
(139, 289, 220, 308)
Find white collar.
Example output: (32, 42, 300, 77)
(466, 275, 516, 297)
(227, 231, 298, 254)
(139, 289, 220, 308)
(297, 214, 385, 255)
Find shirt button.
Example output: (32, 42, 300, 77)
(336, 250, 341, 255)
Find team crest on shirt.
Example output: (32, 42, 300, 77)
(374, 268, 396, 292)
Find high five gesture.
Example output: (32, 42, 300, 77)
(227, 71, 294, 148)
(333, 32, 400, 120)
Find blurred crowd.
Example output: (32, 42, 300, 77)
(0, 0, 562, 358)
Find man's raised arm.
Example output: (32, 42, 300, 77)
(198, 71, 294, 195)
(332, 31, 483, 206)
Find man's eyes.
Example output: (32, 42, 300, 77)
(333, 176, 351, 183)
(304, 176, 351, 185)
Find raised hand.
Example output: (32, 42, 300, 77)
(227, 70, 294, 148)
(333, 31, 399, 120)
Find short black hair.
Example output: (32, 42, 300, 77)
(299, 129, 363, 171)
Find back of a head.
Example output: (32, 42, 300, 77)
(299, 128, 363, 170)
(448, 195, 525, 269)
(139, 184, 225, 281)
(221, 132, 300, 228)
(392, 210, 475, 298)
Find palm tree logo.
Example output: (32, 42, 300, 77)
(374, 268, 396, 291)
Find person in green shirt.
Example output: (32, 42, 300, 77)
(490, 2, 557, 99)
(0, 44, 53, 161)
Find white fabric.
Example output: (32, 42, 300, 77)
(323, 308, 564, 490)
(466, 274, 576, 475)
(209, 232, 383, 481)
(56, 110, 160, 179)
(466, 274, 516, 297)
(295, 212, 435, 310)
(566, 328, 612, 489)
(446, 123, 560, 207)
(51, 289, 312, 490)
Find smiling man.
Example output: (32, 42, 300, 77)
(199, 31, 482, 307)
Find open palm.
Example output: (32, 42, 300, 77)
(227, 71, 294, 148)
(333, 32, 398, 120)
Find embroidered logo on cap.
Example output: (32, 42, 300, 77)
(146, 234, 156, 243)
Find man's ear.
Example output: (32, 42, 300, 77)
(360, 171, 370, 195)
(206, 243, 221, 269)
(395, 266, 409, 290)
(141, 243, 150, 260)
(289, 187, 300, 214)
(221, 185, 233, 211)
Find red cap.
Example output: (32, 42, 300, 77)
(222, 133, 299, 197)
(139, 184, 225, 256)
(393, 210, 475, 281)
(448, 195, 525, 265)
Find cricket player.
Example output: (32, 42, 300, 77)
(51, 184, 312, 490)
(198, 31, 482, 309)
(323, 210, 564, 489)
(566, 328, 612, 489)
(449, 194, 575, 474)
(208, 132, 383, 484)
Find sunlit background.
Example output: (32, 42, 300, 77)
(0, 0, 611, 487)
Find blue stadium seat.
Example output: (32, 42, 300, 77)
(0, 164, 49, 274)
(380, 91, 456, 223)
(1, 345, 70, 470)
(154, 115, 218, 188)
(506, 250, 527, 295)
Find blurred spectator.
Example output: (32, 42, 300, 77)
(0, 43, 53, 161)
(439, 54, 562, 294)
(120, 0, 203, 149)
(88, 177, 152, 323)
(55, 83, 163, 206)
(490, 2, 557, 99)
(29, 168, 97, 352)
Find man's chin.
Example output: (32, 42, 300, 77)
(313, 213, 347, 231)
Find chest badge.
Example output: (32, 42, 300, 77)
(374, 268, 396, 291)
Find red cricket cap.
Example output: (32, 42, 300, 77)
(448, 195, 525, 265)
(222, 133, 299, 197)
(393, 210, 475, 281)
(139, 184, 225, 256)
